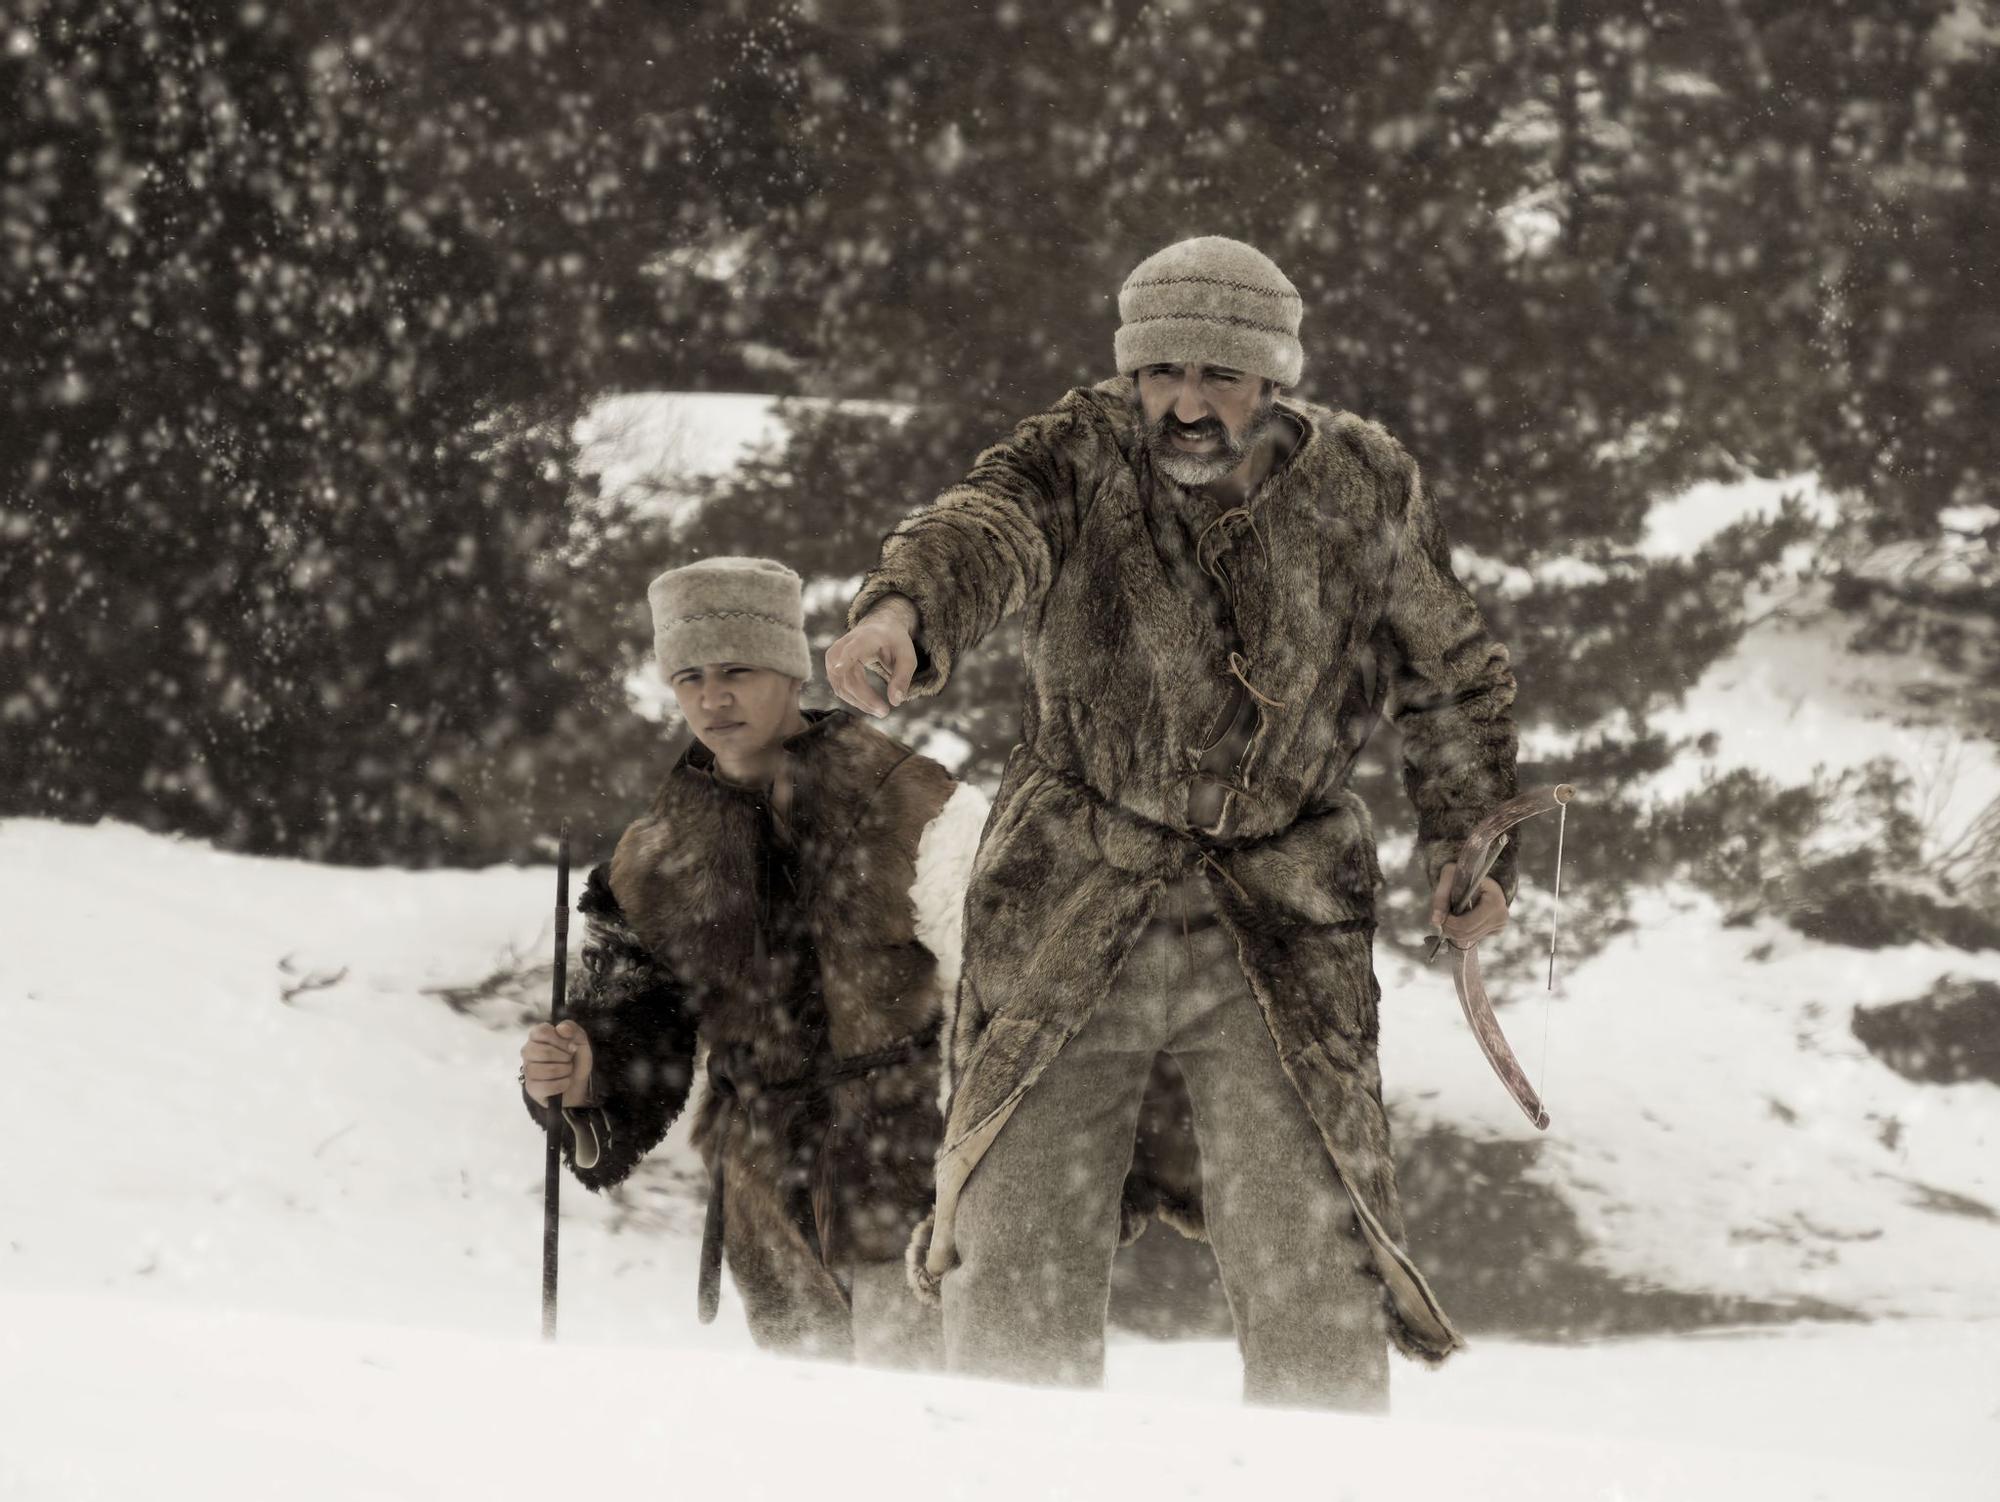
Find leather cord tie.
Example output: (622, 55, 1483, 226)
(1226, 650, 1286, 710)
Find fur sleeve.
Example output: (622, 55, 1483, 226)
(847, 390, 1116, 699)
(1369, 443, 1521, 902)
(521, 863, 699, 1190)
(908, 779, 990, 1107)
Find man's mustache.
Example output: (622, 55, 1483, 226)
(1156, 417, 1228, 442)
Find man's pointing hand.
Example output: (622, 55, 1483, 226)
(827, 595, 919, 717)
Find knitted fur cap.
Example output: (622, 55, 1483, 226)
(647, 556, 812, 682)
(1114, 236, 1304, 387)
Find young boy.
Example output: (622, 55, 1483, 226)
(522, 555, 984, 1364)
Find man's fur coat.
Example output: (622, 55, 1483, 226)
(846, 377, 1522, 1364)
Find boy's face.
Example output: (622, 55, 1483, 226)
(666, 662, 802, 762)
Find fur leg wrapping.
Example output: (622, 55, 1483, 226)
(1149, 1186, 1207, 1242)
(1118, 1171, 1208, 1245)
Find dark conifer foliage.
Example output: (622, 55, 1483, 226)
(1, 1, 797, 860)
(4, 0, 1994, 882)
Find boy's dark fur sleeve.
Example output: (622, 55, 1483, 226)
(522, 864, 698, 1190)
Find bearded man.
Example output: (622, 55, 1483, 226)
(825, 236, 1518, 1410)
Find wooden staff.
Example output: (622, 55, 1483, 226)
(541, 820, 570, 1340)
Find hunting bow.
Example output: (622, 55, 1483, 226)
(1427, 783, 1575, 1131)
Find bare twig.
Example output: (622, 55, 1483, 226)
(278, 957, 349, 1005)
(313, 1123, 357, 1158)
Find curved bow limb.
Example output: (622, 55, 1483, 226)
(1437, 783, 1575, 1132)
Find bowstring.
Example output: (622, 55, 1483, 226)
(1542, 798, 1567, 1091)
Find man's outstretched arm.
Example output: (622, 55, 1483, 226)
(830, 392, 1114, 714)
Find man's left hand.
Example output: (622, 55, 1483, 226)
(1428, 862, 1509, 950)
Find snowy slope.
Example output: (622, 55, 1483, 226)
(1648, 576, 2000, 834)
(4, 808, 1997, 1496)
(0, 817, 725, 1348)
(10, 808, 1995, 1338)
(1380, 886, 2000, 1320)
(1419, 478, 2000, 1318)
(575, 390, 910, 531)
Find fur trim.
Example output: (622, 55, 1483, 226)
(1384, 1294, 1462, 1367)
(905, 1211, 946, 1305)
(522, 864, 697, 1192)
(910, 779, 991, 1112)
(683, 1039, 711, 1129)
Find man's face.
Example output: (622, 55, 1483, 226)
(1133, 363, 1277, 486)
(667, 663, 802, 764)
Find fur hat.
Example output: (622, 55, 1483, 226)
(1113, 235, 1304, 387)
(647, 556, 812, 682)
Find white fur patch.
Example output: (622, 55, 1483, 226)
(685, 1039, 711, 1127)
(909, 780, 990, 1111)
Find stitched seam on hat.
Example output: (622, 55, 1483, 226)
(1123, 312, 1298, 336)
(1125, 276, 1302, 303)
(665, 610, 797, 628)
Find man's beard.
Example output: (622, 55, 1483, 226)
(1135, 391, 1278, 487)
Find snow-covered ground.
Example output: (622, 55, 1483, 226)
(2, 1285, 1989, 1501)
(5, 465, 1998, 1498)
(4, 802, 1996, 1497)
